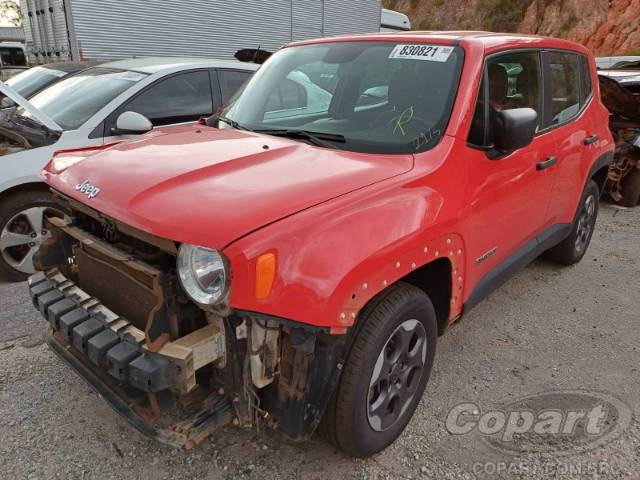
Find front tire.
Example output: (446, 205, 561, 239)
(320, 283, 437, 457)
(0, 190, 66, 282)
(547, 180, 600, 265)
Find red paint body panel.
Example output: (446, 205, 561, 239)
(42, 33, 615, 330)
(43, 124, 413, 249)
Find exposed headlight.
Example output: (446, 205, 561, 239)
(177, 244, 228, 305)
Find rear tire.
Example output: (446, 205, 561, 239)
(319, 283, 437, 457)
(546, 180, 599, 266)
(619, 167, 640, 207)
(0, 190, 65, 282)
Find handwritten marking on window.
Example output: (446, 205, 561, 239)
(414, 128, 442, 150)
(393, 106, 414, 136)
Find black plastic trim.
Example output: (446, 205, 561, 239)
(464, 223, 572, 312)
(45, 330, 168, 444)
(588, 150, 615, 196)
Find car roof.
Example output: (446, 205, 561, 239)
(288, 31, 590, 55)
(98, 57, 258, 74)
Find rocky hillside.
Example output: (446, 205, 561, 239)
(383, 0, 640, 55)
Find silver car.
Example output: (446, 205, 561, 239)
(0, 57, 257, 281)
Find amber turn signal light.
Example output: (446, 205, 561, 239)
(255, 253, 276, 299)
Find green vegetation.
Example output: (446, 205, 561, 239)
(416, 17, 441, 31)
(557, 12, 578, 36)
(382, 0, 401, 10)
(0, 0, 21, 27)
(477, 0, 534, 32)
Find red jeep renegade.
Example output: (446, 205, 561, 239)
(29, 32, 613, 457)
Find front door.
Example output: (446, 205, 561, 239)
(464, 50, 557, 289)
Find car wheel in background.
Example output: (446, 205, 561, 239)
(619, 168, 640, 207)
(319, 283, 437, 457)
(0, 190, 66, 282)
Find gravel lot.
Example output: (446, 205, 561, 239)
(1, 203, 638, 480)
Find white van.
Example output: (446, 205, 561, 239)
(0, 42, 28, 81)
(380, 8, 411, 32)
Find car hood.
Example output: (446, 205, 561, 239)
(44, 124, 414, 249)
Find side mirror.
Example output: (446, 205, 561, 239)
(490, 108, 538, 158)
(114, 111, 153, 135)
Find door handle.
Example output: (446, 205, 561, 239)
(584, 135, 599, 145)
(537, 156, 557, 171)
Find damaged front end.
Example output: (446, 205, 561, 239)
(30, 196, 350, 448)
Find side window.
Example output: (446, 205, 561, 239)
(122, 70, 213, 127)
(468, 51, 542, 147)
(219, 69, 251, 104)
(548, 52, 581, 125)
(579, 55, 593, 105)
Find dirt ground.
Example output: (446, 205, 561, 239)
(0, 203, 638, 480)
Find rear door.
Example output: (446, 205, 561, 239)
(544, 51, 599, 224)
(217, 69, 253, 107)
(465, 49, 557, 288)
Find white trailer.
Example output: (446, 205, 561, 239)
(19, 0, 386, 64)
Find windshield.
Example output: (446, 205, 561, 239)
(5, 66, 68, 99)
(223, 41, 464, 154)
(0, 46, 26, 67)
(15, 67, 148, 130)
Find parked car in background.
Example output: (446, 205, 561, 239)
(598, 57, 640, 94)
(30, 32, 613, 457)
(2, 62, 92, 106)
(0, 41, 28, 81)
(0, 57, 257, 281)
(596, 55, 640, 70)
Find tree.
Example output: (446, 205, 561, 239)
(0, 0, 22, 27)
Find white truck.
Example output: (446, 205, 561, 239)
(19, 0, 407, 64)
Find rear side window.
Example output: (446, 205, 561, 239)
(219, 69, 252, 104)
(468, 50, 542, 147)
(123, 70, 213, 126)
(547, 52, 581, 126)
(579, 55, 593, 105)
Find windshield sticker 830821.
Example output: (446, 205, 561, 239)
(389, 44, 454, 62)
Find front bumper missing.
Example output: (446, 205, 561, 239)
(29, 269, 231, 448)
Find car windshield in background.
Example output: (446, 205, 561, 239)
(5, 66, 68, 99)
(15, 67, 148, 130)
(223, 41, 464, 154)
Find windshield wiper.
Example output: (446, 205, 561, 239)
(254, 129, 346, 149)
(216, 115, 248, 131)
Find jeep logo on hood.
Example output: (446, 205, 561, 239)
(75, 180, 101, 199)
